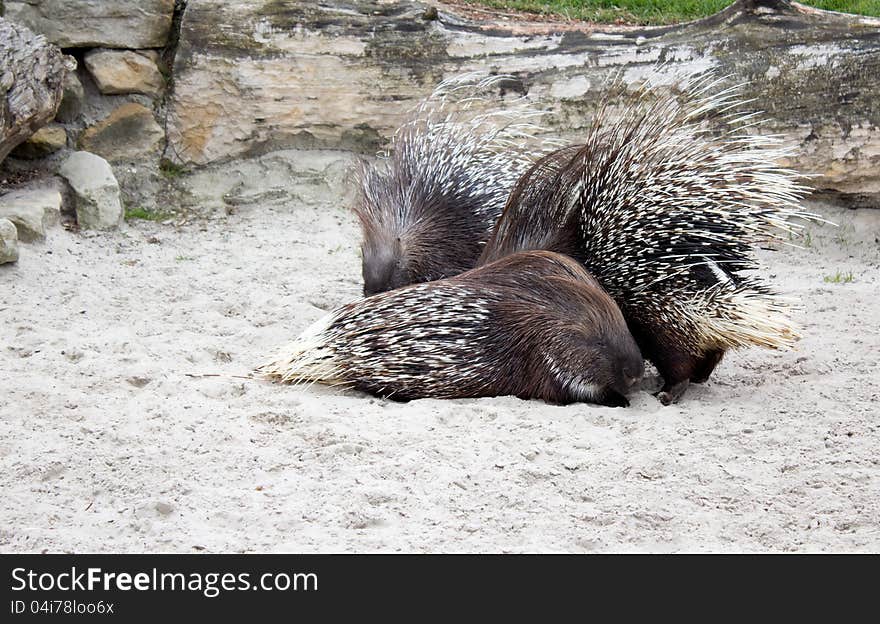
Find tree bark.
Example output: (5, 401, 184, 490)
(0, 17, 68, 163)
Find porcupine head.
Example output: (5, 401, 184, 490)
(350, 72, 549, 296)
(352, 161, 487, 296)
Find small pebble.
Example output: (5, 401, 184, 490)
(155, 501, 174, 515)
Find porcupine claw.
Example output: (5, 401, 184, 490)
(656, 380, 690, 406)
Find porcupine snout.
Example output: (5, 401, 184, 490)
(362, 243, 408, 296)
(619, 359, 645, 392)
(612, 335, 645, 396)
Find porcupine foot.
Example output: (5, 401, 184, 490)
(624, 323, 693, 405)
(653, 348, 725, 402)
(649, 345, 698, 405)
(656, 350, 723, 403)
(690, 349, 725, 384)
(656, 380, 689, 406)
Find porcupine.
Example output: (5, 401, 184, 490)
(352, 73, 551, 296)
(480, 72, 814, 405)
(260, 251, 645, 407)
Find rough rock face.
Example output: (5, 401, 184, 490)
(0, 218, 21, 264)
(169, 0, 429, 165)
(0, 17, 68, 162)
(78, 103, 165, 161)
(168, 0, 880, 204)
(58, 151, 123, 230)
(172, 149, 357, 215)
(5, 0, 176, 49)
(84, 49, 165, 98)
(55, 67, 85, 124)
(0, 188, 62, 241)
(10, 124, 67, 159)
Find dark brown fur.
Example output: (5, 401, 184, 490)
(353, 165, 497, 295)
(479, 148, 725, 405)
(321, 251, 645, 406)
(350, 74, 544, 296)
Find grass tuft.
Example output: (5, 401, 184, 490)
(159, 158, 188, 178)
(823, 271, 855, 284)
(125, 207, 172, 222)
(461, 1, 880, 25)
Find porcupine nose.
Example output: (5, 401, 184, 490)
(623, 363, 644, 388)
(363, 246, 407, 296)
(363, 256, 397, 296)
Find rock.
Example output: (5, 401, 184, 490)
(5, 0, 175, 49)
(169, 0, 423, 165)
(58, 151, 123, 230)
(154, 501, 174, 516)
(0, 218, 19, 264)
(167, 0, 880, 205)
(78, 103, 165, 161)
(0, 17, 68, 162)
(84, 49, 165, 98)
(23, 175, 77, 219)
(139, 50, 161, 64)
(176, 149, 356, 215)
(74, 103, 164, 210)
(10, 124, 67, 159)
(56, 66, 85, 123)
(0, 188, 62, 241)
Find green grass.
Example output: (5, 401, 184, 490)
(789, 228, 814, 248)
(159, 158, 188, 179)
(824, 271, 855, 284)
(125, 207, 172, 222)
(463, 1, 880, 25)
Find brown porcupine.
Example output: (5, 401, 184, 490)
(480, 72, 816, 405)
(260, 251, 645, 407)
(352, 73, 552, 296)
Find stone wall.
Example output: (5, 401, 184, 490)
(6, 0, 175, 48)
(2, 0, 880, 210)
(3, 1, 180, 211)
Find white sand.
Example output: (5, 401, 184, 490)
(1, 176, 878, 552)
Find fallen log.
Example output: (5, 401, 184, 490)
(169, 0, 880, 205)
(0, 17, 68, 163)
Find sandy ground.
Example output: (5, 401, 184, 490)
(1, 172, 878, 552)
